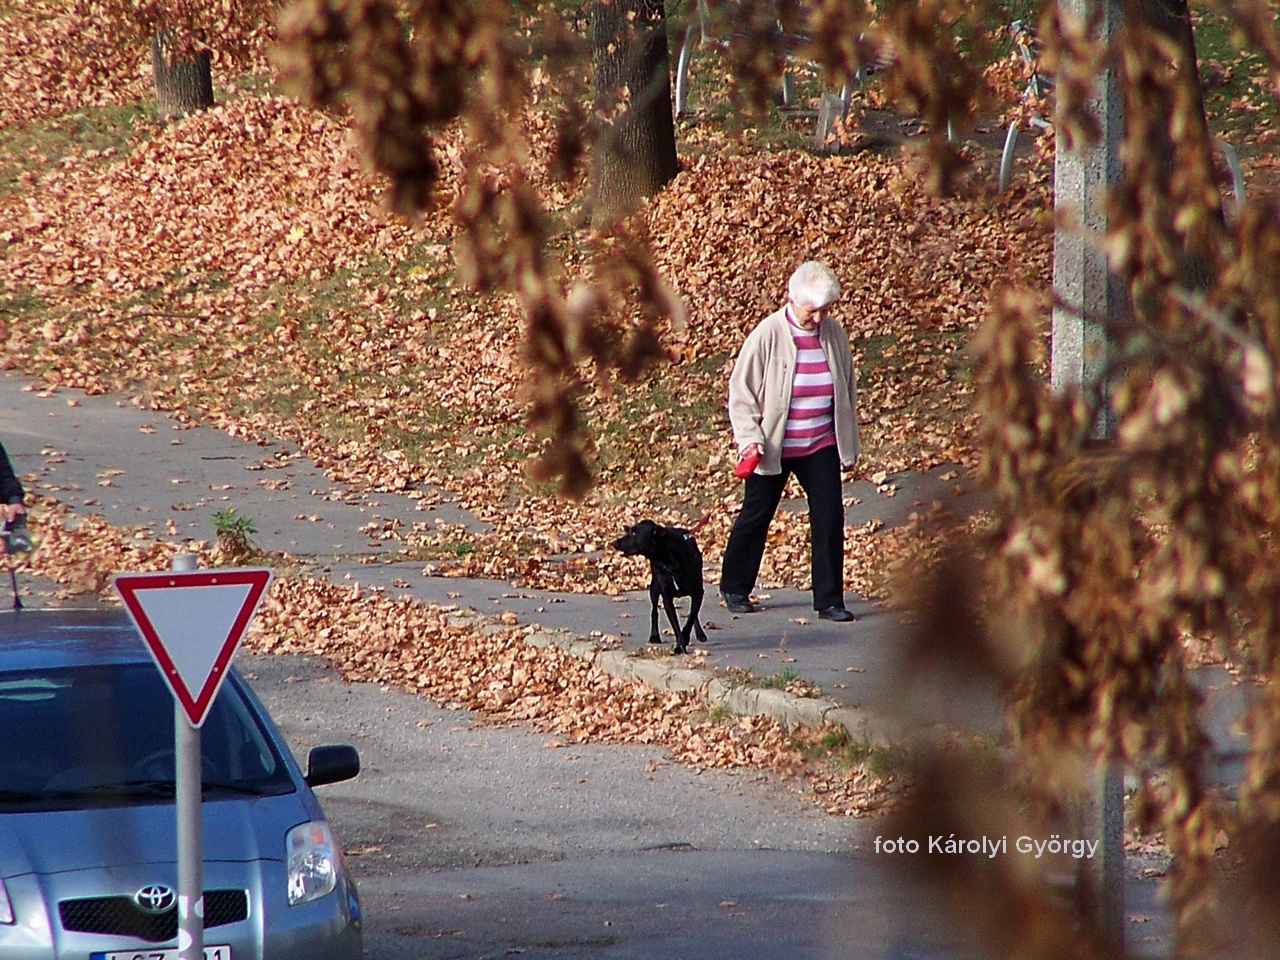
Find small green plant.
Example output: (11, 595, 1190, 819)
(797, 726, 873, 765)
(868, 745, 904, 779)
(211, 507, 258, 558)
(829, 730, 868, 762)
(721, 665, 821, 698)
(757, 666, 800, 689)
(792, 725, 904, 775)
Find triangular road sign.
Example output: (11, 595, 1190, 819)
(113, 568, 274, 727)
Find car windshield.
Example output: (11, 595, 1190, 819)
(0, 663, 295, 810)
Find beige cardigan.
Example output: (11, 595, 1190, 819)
(727, 308, 860, 476)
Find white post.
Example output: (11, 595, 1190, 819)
(1052, 0, 1126, 434)
(171, 552, 204, 960)
(1052, 0, 1126, 946)
(1093, 768, 1126, 946)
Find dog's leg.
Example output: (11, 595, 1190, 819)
(686, 586, 708, 644)
(660, 590, 686, 654)
(647, 580, 664, 644)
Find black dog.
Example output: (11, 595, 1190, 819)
(611, 520, 708, 655)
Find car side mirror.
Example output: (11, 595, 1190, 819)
(305, 744, 360, 787)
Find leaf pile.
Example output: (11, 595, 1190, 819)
(16, 497, 900, 818)
(252, 575, 900, 816)
(18, 494, 181, 595)
(2, 97, 425, 305)
(0, 0, 277, 128)
(1, 89, 1052, 597)
(1, 0, 154, 127)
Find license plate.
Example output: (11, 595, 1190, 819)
(91, 946, 230, 960)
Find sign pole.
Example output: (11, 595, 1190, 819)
(176, 706, 203, 960)
(171, 552, 204, 960)
(113, 557, 274, 960)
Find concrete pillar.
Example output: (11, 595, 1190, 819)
(1051, 1, 1127, 948)
(1051, 0, 1127, 436)
(1085, 766, 1127, 948)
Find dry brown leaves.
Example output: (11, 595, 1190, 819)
(250, 576, 901, 816)
(2, 87, 1053, 598)
(0, 0, 276, 128)
(1, 97, 427, 303)
(13, 497, 900, 818)
(0, 1, 152, 127)
(18, 495, 183, 595)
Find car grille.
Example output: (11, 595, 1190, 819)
(59, 889, 249, 942)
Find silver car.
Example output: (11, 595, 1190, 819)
(0, 608, 362, 960)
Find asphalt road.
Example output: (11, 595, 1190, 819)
(1, 371, 1175, 958)
(244, 649, 973, 960)
(0, 370, 975, 719)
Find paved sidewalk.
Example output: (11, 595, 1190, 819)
(11, 371, 1261, 954)
(0, 370, 958, 739)
(0, 370, 1246, 765)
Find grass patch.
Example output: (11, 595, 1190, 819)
(627, 643, 681, 660)
(795, 725, 904, 775)
(721, 665, 822, 698)
(0, 290, 49, 326)
(591, 394, 727, 498)
(756, 666, 802, 688)
(1190, 4, 1277, 138)
(221, 70, 281, 103)
(0, 102, 155, 198)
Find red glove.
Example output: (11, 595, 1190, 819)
(734, 448, 761, 479)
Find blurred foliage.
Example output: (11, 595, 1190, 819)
(6, 0, 1280, 953)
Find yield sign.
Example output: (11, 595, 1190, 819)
(113, 568, 274, 727)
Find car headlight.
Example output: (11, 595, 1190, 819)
(0, 876, 13, 924)
(286, 821, 339, 906)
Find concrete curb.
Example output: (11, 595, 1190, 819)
(508, 619, 899, 747)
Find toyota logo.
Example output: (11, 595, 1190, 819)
(134, 885, 177, 914)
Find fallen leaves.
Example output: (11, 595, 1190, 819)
(17, 497, 900, 818)
(0, 10, 1114, 824)
(4, 98, 423, 306)
(0, 76, 1059, 601)
(252, 574, 898, 812)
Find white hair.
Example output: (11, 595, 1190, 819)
(787, 261, 841, 310)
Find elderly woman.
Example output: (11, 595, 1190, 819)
(719, 261, 860, 622)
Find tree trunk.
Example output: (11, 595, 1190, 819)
(1117, 0, 1223, 298)
(591, 0, 680, 227)
(1129, 0, 1211, 138)
(152, 31, 214, 122)
(1125, 0, 1222, 229)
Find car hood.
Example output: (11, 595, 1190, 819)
(0, 793, 309, 877)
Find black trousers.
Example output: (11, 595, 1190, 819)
(719, 444, 845, 610)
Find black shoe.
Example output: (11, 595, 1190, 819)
(720, 592, 757, 614)
(817, 606, 856, 622)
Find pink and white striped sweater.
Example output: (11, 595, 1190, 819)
(782, 311, 836, 458)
